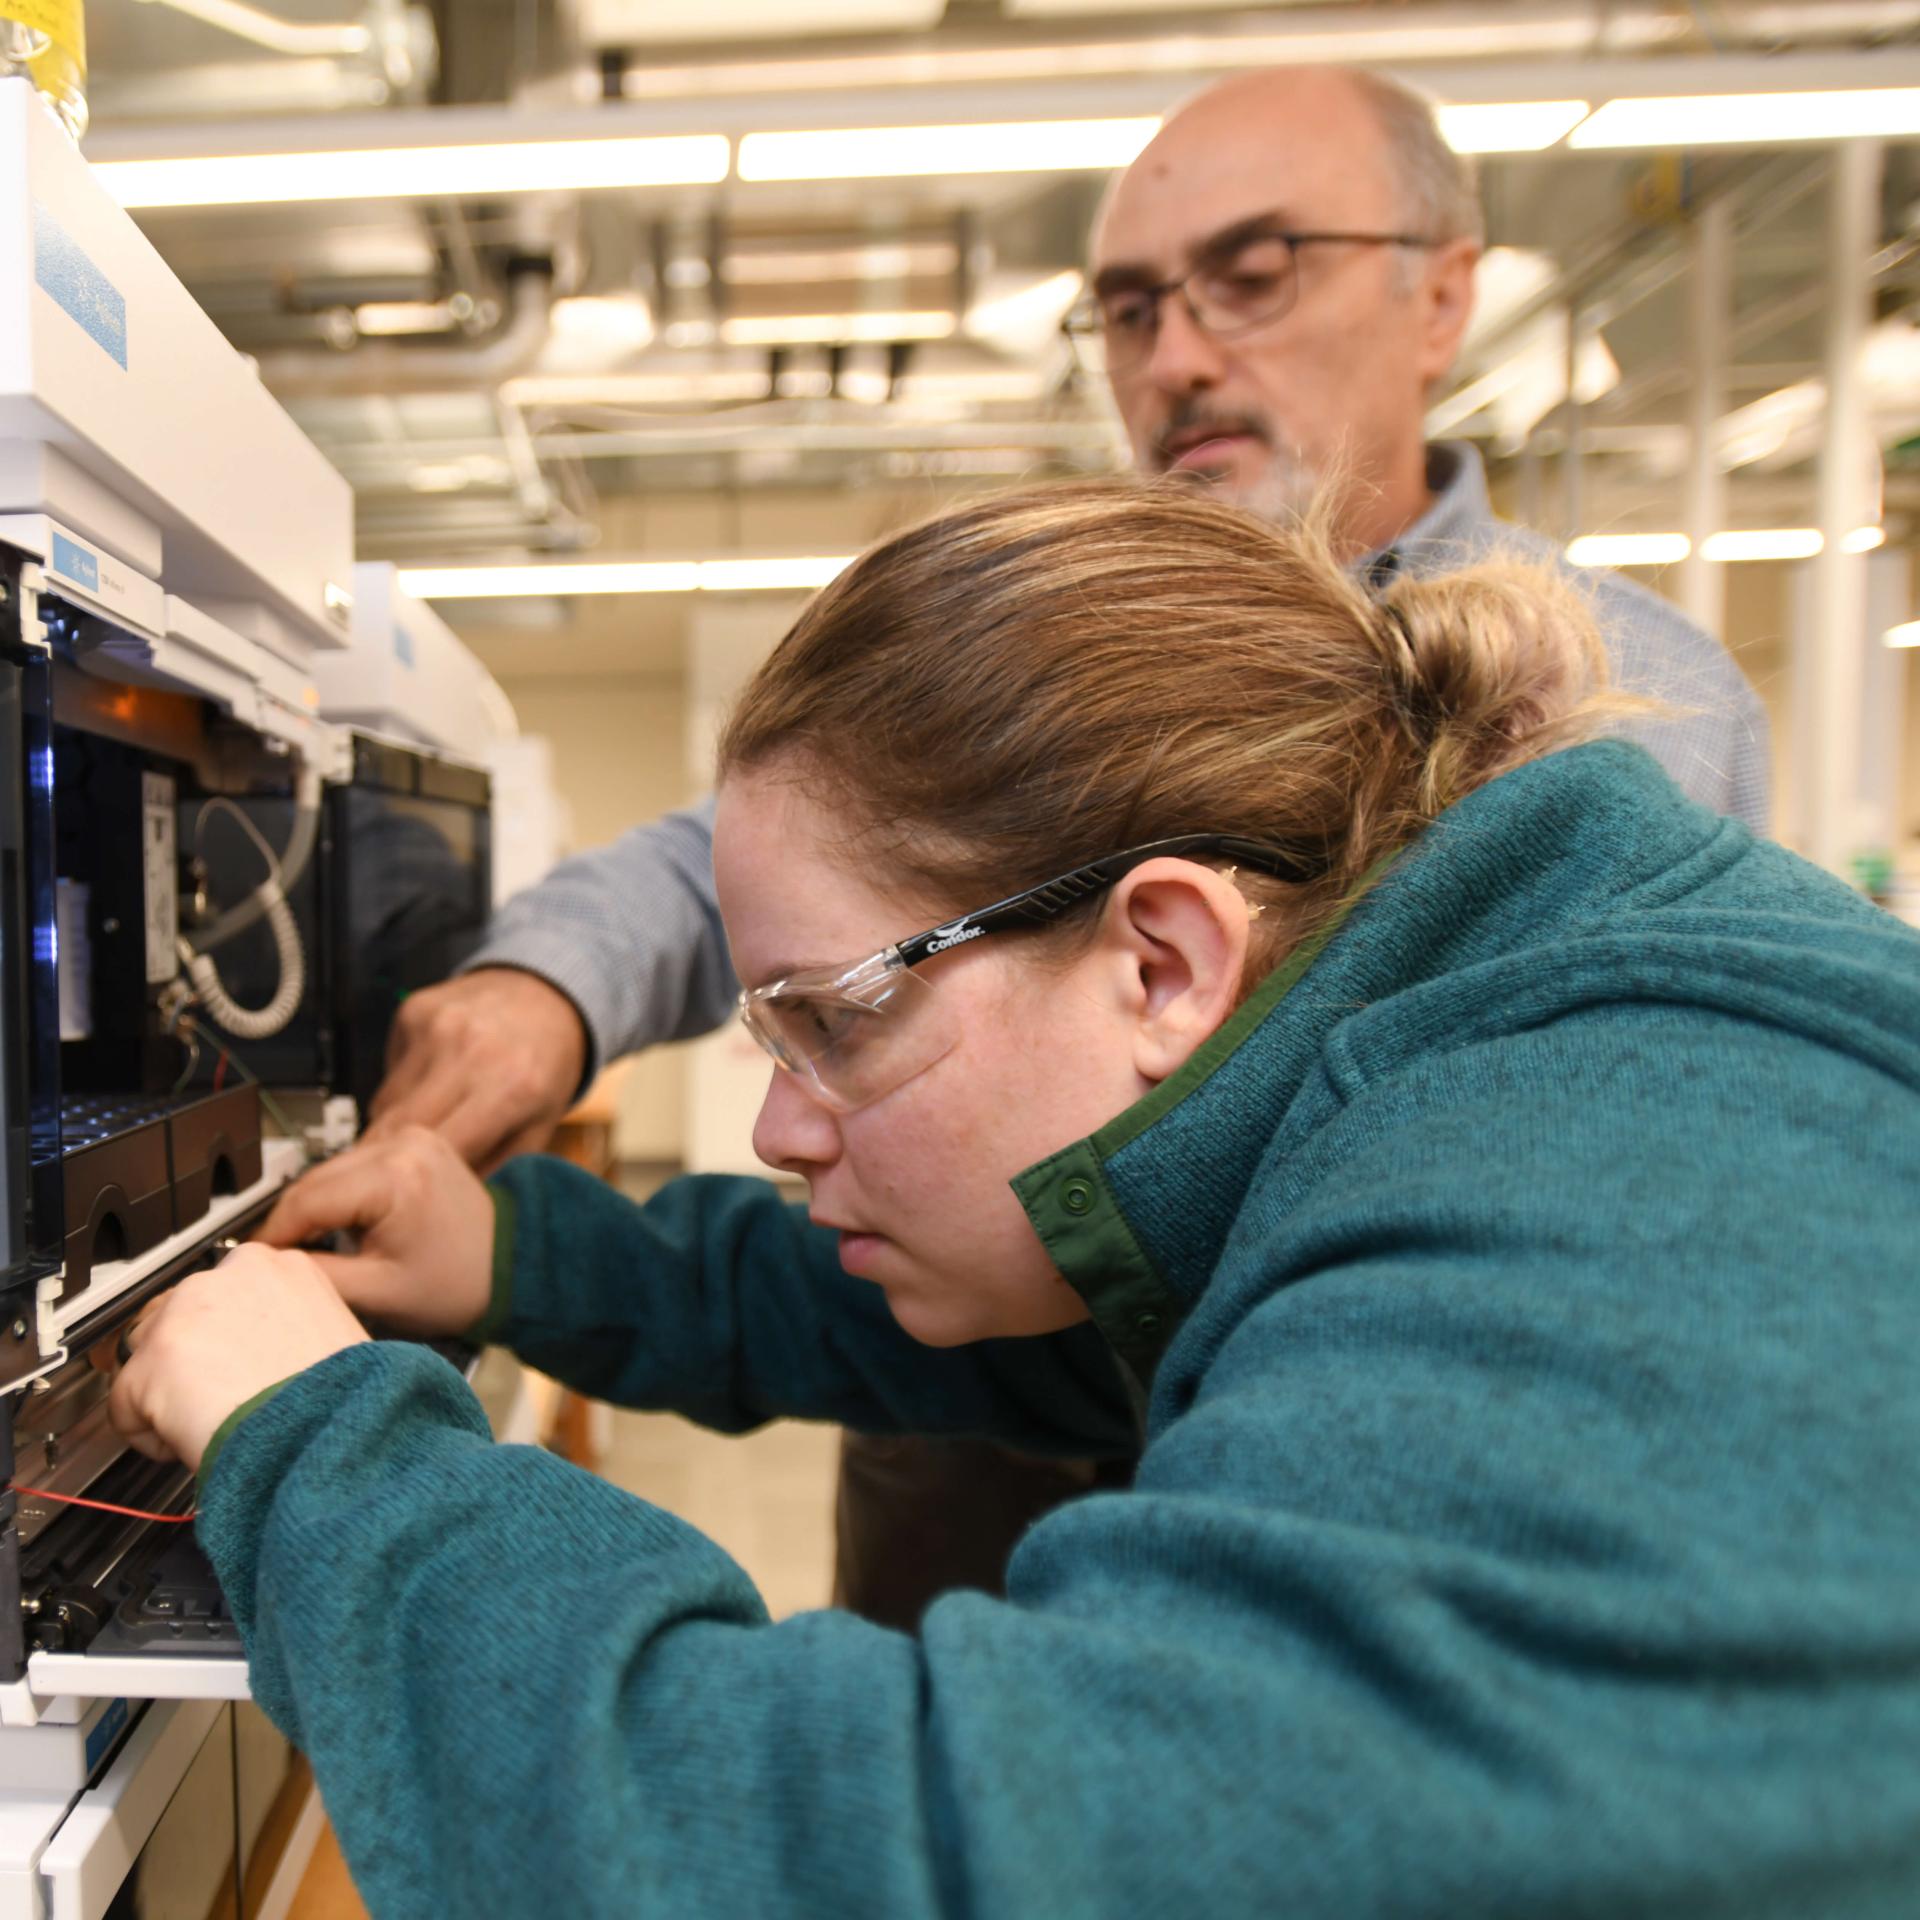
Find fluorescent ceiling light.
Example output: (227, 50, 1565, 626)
(403, 562, 702, 598)
(353, 300, 459, 336)
(1701, 528, 1824, 563)
(719, 311, 954, 346)
(502, 370, 773, 408)
(697, 557, 852, 592)
(580, 0, 939, 39)
(408, 455, 512, 493)
(902, 368, 1051, 404)
(1566, 533, 1691, 569)
(617, 17, 1675, 97)
(737, 117, 1159, 182)
(94, 134, 730, 209)
(1435, 101, 1589, 154)
(1571, 88, 1920, 149)
(725, 243, 959, 285)
(1887, 621, 1920, 649)
(550, 294, 654, 354)
(1567, 527, 1885, 568)
(732, 103, 1577, 185)
(500, 363, 1048, 410)
(400, 556, 854, 598)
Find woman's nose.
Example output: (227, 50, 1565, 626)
(751, 1066, 843, 1178)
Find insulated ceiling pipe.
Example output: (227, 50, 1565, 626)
(1719, 0, 1920, 38)
(250, 258, 553, 398)
(602, 0, 1920, 101)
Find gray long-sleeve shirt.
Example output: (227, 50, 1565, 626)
(466, 443, 1772, 1076)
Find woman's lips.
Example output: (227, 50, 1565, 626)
(812, 1212, 887, 1271)
(837, 1230, 885, 1272)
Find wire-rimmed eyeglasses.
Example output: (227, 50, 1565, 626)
(1063, 225, 1437, 375)
(737, 832, 1321, 1113)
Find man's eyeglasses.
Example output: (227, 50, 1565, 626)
(738, 833, 1320, 1113)
(1064, 227, 1437, 375)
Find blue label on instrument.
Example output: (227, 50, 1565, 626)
(393, 623, 415, 668)
(50, 530, 99, 593)
(33, 203, 129, 371)
(84, 1698, 131, 1776)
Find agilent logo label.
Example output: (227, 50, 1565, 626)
(926, 918, 984, 955)
(50, 531, 99, 593)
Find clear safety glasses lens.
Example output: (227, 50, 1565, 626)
(738, 951, 959, 1113)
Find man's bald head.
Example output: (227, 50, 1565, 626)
(1089, 67, 1484, 550)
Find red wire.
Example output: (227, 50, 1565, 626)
(212, 1053, 228, 1092)
(10, 1483, 196, 1523)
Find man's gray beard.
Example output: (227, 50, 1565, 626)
(1231, 444, 1323, 525)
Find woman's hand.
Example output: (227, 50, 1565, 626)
(108, 1246, 369, 1471)
(253, 1127, 497, 1337)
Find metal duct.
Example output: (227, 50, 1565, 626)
(602, 0, 1920, 99)
(250, 261, 552, 398)
(1720, 1, 1920, 37)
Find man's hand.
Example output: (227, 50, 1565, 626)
(369, 968, 587, 1172)
(108, 1246, 369, 1472)
(254, 1127, 497, 1338)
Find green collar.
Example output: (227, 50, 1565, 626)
(1009, 863, 1391, 1401)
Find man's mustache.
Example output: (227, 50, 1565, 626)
(1152, 406, 1274, 468)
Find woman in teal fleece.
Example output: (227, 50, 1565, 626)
(112, 482, 1920, 1918)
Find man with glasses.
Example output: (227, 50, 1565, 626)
(368, 65, 1768, 1626)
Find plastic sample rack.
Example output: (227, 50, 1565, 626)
(58, 1085, 261, 1297)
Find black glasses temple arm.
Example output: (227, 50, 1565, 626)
(896, 835, 1325, 967)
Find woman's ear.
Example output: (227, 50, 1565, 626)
(1104, 860, 1252, 1084)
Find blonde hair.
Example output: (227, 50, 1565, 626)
(719, 480, 1625, 977)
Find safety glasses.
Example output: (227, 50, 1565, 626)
(738, 832, 1319, 1112)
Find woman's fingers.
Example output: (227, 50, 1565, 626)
(251, 1129, 494, 1336)
(105, 1247, 370, 1473)
(298, 1249, 431, 1332)
(255, 1149, 397, 1248)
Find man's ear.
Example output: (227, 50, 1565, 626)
(1418, 237, 1480, 387)
(1104, 860, 1251, 1085)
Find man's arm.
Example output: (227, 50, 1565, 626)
(1588, 574, 1773, 836)
(369, 796, 732, 1167)
(464, 794, 733, 1069)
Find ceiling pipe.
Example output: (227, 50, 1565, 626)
(84, 47, 1920, 168)
(601, 0, 1920, 101)
(251, 261, 553, 398)
(1724, 1, 1920, 38)
(316, 416, 1123, 480)
(130, 0, 369, 59)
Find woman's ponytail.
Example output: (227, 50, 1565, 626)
(1375, 557, 1622, 818)
(720, 479, 1645, 980)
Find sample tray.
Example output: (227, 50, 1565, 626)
(59, 1086, 262, 1297)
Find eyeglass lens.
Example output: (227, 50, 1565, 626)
(744, 963, 961, 1112)
(1095, 233, 1301, 371)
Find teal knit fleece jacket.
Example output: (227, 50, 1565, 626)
(199, 742, 1920, 1918)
